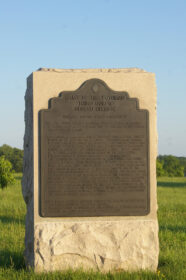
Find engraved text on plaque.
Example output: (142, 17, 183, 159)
(40, 79, 150, 217)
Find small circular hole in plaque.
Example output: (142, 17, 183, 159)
(92, 83, 99, 93)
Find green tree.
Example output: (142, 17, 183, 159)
(163, 155, 184, 177)
(0, 144, 23, 172)
(158, 155, 184, 177)
(0, 144, 13, 159)
(156, 159, 165, 177)
(0, 156, 15, 189)
(11, 148, 23, 172)
(178, 157, 186, 176)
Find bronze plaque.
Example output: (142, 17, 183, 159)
(40, 79, 150, 217)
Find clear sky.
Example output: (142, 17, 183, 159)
(0, 0, 185, 156)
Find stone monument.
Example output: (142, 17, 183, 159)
(22, 68, 159, 272)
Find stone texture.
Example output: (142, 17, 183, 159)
(22, 68, 159, 272)
(34, 220, 158, 272)
(37, 67, 148, 73)
(22, 74, 34, 267)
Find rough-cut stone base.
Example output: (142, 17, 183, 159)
(35, 220, 159, 272)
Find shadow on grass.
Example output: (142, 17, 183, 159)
(0, 249, 25, 270)
(159, 224, 186, 233)
(158, 256, 175, 267)
(0, 215, 24, 225)
(15, 175, 23, 181)
(157, 181, 186, 188)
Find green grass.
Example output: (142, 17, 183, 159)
(0, 175, 186, 280)
(157, 177, 186, 279)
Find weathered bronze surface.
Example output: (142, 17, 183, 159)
(40, 79, 150, 217)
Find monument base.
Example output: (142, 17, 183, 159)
(33, 220, 158, 272)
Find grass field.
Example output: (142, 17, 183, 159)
(0, 175, 185, 280)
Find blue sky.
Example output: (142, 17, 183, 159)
(0, 0, 185, 156)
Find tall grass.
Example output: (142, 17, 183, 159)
(0, 175, 185, 279)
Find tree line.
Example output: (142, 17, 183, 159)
(0, 144, 23, 172)
(157, 155, 185, 177)
(0, 144, 185, 189)
(0, 144, 23, 189)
